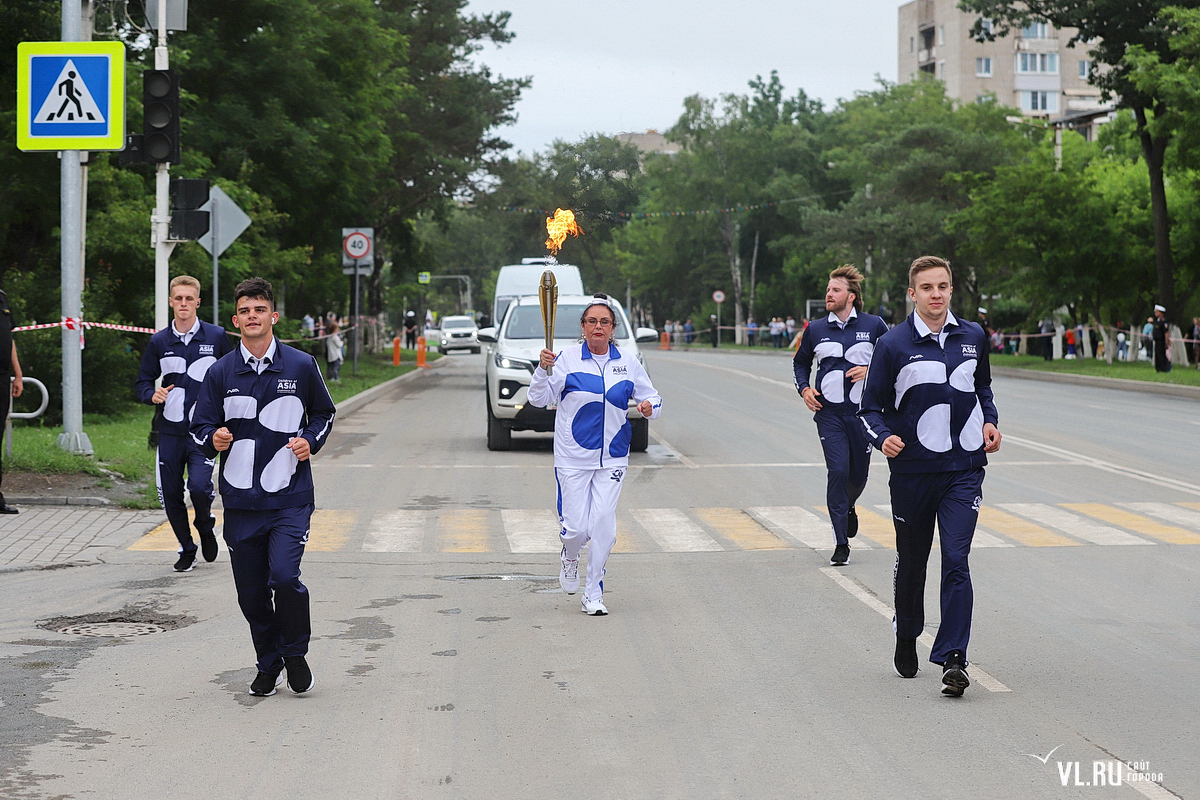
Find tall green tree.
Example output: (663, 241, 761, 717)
(959, 0, 1197, 316)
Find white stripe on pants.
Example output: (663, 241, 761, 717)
(556, 466, 626, 603)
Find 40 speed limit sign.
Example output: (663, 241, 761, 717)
(342, 229, 372, 264)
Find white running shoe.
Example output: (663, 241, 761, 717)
(581, 597, 608, 616)
(559, 547, 579, 594)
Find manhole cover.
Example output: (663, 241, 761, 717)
(58, 622, 167, 637)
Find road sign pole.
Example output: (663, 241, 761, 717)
(56, 0, 91, 454)
(211, 200, 219, 325)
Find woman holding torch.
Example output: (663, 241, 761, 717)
(527, 294, 662, 616)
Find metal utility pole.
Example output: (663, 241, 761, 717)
(57, 0, 92, 454)
(151, 0, 174, 334)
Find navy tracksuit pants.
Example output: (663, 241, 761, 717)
(889, 468, 984, 665)
(223, 505, 313, 674)
(815, 413, 871, 546)
(155, 433, 216, 553)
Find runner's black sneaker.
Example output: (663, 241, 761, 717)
(941, 650, 970, 696)
(894, 636, 919, 678)
(285, 656, 315, 694)
(847, 507, 858, 539)
(830, 544, 850, 566)
(173, 548, 197, 573)
(249, 669, 283, 697)
(199, 530, 219, 562)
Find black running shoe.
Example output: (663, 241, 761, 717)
(894, 636, 919, 678)
(173, 548, 197, 573)
(830, 544, 850, 566)
(250, 669, 283, 697)
(285, 656, 315, 694)
(847, 507, 858, 539)
(199, 530, 219, 562)
(941, 650, 970, 696)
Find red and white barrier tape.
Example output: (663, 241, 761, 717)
(13, 318, 157, 334)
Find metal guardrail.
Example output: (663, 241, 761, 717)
(6, 376, 50, 458)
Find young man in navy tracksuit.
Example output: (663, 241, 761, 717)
(858, 256, 1002, 697)
(793, 264, 889, 567)
(191, 278, 336, 697)
(136, 276, 234, 572)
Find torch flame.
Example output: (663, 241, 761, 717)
(545, 208, 584, 255)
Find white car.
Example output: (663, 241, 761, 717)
(435, 315, 480, 354)
(478, 294, 658, 451)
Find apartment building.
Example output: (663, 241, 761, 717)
(897, 0, 1109, 120)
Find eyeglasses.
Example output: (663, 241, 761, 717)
(584, 318, 613, 327)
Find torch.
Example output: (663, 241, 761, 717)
(539, 270, 558, 374)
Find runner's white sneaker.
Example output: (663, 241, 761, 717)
(559, 547, 579, 594)
(581, 597, 608, 616)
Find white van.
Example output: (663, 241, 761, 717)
(492, 259, 584, 327)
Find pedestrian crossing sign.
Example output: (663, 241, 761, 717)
(16, 41, 126, 151)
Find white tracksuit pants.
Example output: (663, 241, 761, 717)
(556, 466, 626, 603)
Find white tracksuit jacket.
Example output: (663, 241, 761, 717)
(527, 341, 662, 469)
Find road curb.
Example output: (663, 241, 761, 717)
(7, 495, 113, 506)
(335, 357, 445, 418)
(991, 366, 1200, 398)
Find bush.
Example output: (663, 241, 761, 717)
(16, 327, 142, 425)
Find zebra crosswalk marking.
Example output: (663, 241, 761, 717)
(998, 503, 1153, 546)
(363, 510, 426, 552)
(128, 511, 224, 551)
(1120, 502, 1200, 532)
(630, 508, 723, 552)
(694, 507, 788, 550)
(1063, 503, 1200, 545)
(126, 502, 1200, 554)
(839, 505, 893, 549)
(747, 506, 874, 550)
(501, 509, 560, 554)
(307, 509, 356, 551)
(438, 508, 491, 552)
(868, 504, 1014, 548)
(977, 506, 1079, 547)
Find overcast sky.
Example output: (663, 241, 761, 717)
(465, 0, 903, 156)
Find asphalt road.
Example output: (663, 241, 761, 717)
(0, 348, 1195, 799)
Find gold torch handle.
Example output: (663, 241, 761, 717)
(539, 271, 558, 375)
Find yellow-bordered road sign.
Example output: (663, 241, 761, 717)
(16, 41, 126, 151)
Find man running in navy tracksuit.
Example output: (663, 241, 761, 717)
(191, 278, 336, 697)
(793, 264, 888, 567)
(858, 256, 1002, 697)
(136, 275, 234, 572)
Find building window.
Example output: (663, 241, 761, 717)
(1021, 91, 1058, 113)
(910, 36, 915, 53)
(939, 25, 945, 46)
(976, 57, 993, 77)
(1017, 52, 1058, 73)
(1079, 59, 1091, 78)
(980, 18, 993, 34)
(1022, 21, 1049, 39)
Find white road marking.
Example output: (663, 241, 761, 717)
(501, 509, 561, 553)
(998, 503, 1152, 546)
(362, 510, 426, 552)
(630, 508, 723, 551)
(1004, 434, 1200, 497)
(872, 504, 1012, 547)
(820, 567, 1011, 693)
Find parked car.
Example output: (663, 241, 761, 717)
(436, 315, 480, 354)
(478, 294, 658, 451)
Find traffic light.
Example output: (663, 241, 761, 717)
(143, 69, 180, 164)
(169, 178, 209, 240)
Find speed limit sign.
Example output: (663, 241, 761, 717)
(712, 290, 726, 303)
(343, 230, 372, 263)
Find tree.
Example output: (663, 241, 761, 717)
(959, 0, 1195, 316)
